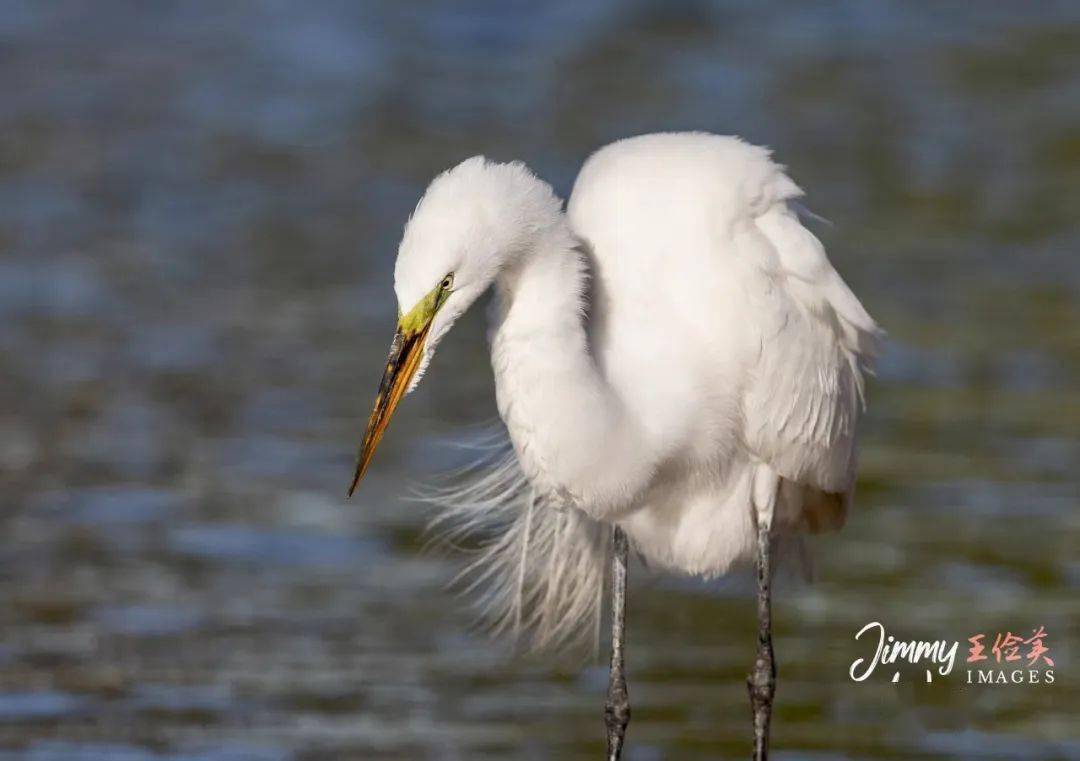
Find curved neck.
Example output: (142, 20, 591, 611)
(489, 224, 652, 519)
(494, 224, 587, 339)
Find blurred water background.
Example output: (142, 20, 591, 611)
(1, 1, 1079, 759)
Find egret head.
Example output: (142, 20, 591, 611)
(348, 156, 565, 495)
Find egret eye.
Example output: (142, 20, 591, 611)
(440, 273, 454, 291)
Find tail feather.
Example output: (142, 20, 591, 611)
(416, 429, 609, 652)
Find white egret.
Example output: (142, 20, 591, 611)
(348, 132, 880, 760)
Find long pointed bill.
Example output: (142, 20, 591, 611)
(347, 321, 431, 497)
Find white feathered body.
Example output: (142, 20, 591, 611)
(485, 134, 878, 576)
(412, 133, 880, 647)
(563, 133, 878, 575)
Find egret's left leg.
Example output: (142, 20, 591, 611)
(748, 467, 778, 761)
(604, 525, 630, 761)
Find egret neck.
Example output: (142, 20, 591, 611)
(490, 221, 654, 519)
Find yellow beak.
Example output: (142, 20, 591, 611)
(346, 320, 431, 497)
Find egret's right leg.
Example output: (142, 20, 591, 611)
(604, 525, 630, 761)
(748, 467, 778, 761)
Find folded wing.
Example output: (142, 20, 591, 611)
(742, 198, 882, 504)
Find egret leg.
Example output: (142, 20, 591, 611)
(748, 512, 776, 760)
(605, 526, 630, 761)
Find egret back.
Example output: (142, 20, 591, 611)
(567, 133, 880, 574)
(569, 132, 880, 492)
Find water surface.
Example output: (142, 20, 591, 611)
(2, 2, 1078, 758)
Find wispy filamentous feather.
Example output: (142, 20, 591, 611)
(416, 427, 609, 653)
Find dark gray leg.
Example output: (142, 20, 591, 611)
(605, 526, 630, 760)
(747, 517, 775, 760)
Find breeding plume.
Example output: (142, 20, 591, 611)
(348, 132, 880, 760)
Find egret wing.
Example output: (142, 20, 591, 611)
(742, 201, 882, 497)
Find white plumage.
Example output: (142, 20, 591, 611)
(361, 132, 880, 651)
